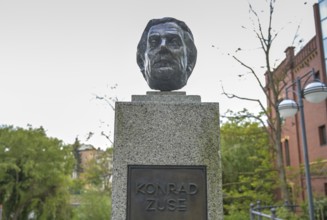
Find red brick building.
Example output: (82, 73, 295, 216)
(267, 4, 327, 204)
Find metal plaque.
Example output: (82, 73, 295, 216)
(127, 165, 207, 220)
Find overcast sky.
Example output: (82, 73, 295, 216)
(0, 0, 317, 149)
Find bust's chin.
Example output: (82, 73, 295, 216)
(149, 80, 187, 91)
(150, 67, 176, 80)
(145, 69, 188, 91)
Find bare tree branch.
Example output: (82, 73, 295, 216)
(232, 55, 267, 95)
(220, 0, 291, 202)
(95, 95, 116, 111)
(101, 131, 113, 145)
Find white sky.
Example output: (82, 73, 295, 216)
(0, 0, 317, 149)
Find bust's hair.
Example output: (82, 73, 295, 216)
(136, 17, 197, 79)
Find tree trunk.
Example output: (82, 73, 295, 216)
(275, 115, 291, 202)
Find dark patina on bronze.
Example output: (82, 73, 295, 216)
(127, 165, 207, 220)
(137, 17, 197, 91)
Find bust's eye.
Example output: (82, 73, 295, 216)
(148, 36, 160, 48)
(168, 36, 182, 48)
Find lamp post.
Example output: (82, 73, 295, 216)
(278, 69, 327, 220)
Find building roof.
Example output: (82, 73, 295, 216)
(78, 144, 96, 151)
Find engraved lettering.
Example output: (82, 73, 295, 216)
(178, 184, 187, 193)
(189, 183, 198, 195)
(167, 199, 176, 211)
(157, 184, 167, 195)
(135, 183, 199, 196)
(177, 199, 187, 211)
(136, 183, 145, 194)
(132, 174, 205, 214)
(145, 199, 188, 212)
(157, 199, 166, 211)
(168, 183, 177, 194)
(146, 183, 156, 195)
(127, 167, 207, 217)
(146, 199, 156, 211)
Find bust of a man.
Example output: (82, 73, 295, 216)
(137, 17, 197, 91)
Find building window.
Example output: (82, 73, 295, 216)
(320, 0, 327, 20)
(285, 140, 291, 166)
(319, 125, 327, 146)
(314, 70, 321, 80)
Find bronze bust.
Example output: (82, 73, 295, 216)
(137, 17, 197, 91)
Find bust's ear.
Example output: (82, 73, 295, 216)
(184, 33, 197, 77)
(136, 50, 146, 78)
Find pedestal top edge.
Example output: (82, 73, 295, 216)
(131, 91, 202, 103)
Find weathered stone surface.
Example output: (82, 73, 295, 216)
(111, 92, 222, 220)
(132, 91, 200, 103)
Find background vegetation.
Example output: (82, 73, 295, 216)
(0, 125, 112, 220)
(221, 110, 277, 219)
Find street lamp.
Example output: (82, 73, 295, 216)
(278, 69, 327, 220)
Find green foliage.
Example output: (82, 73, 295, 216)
(314, 197, 327, 220)
(0, 125, 75, 220)
(69, 145, 113, 219)
(83, 148, 113, 191)
(276, 206, 302, 220)
(70, 178, 85, 195)
(72, 138, 82, 176)
(221, 110, 277, 217)
(72, 190, 111, 220)
(224, 210, 249, 220)
(296, 197, 327, 220)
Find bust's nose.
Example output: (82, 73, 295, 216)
(159, 39, 170, 54)
(160, 39, 167, 49)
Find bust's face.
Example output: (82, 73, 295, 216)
(144, 22, 188, 91)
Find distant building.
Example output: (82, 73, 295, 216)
(72, 144, 96, 179)
(72, 144, 113, 189)
(78, 144, 97, 173)
(266, 3, 327, 204)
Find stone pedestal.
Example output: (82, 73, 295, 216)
(111, 92, 222, 220)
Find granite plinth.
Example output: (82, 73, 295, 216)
(132, 91, 201, 103)
(111, 92, 222, 220)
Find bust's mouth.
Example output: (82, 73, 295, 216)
(153, 59, 175, 68)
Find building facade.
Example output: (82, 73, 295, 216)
(72, 144, 113, 189)
(319, 0, 327, 73)
(267, 3, 327, 204)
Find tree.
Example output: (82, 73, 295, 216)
(221, 110, 277, 219)
(94, 83, 118, 145)
(83, 147, 113, 191)
(72, 190, 111, 220)
(72, 138, 82, 177)
(221, 0, 293, 202)
(0, 125, 75, 220)
(71, 147, 113, 220)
